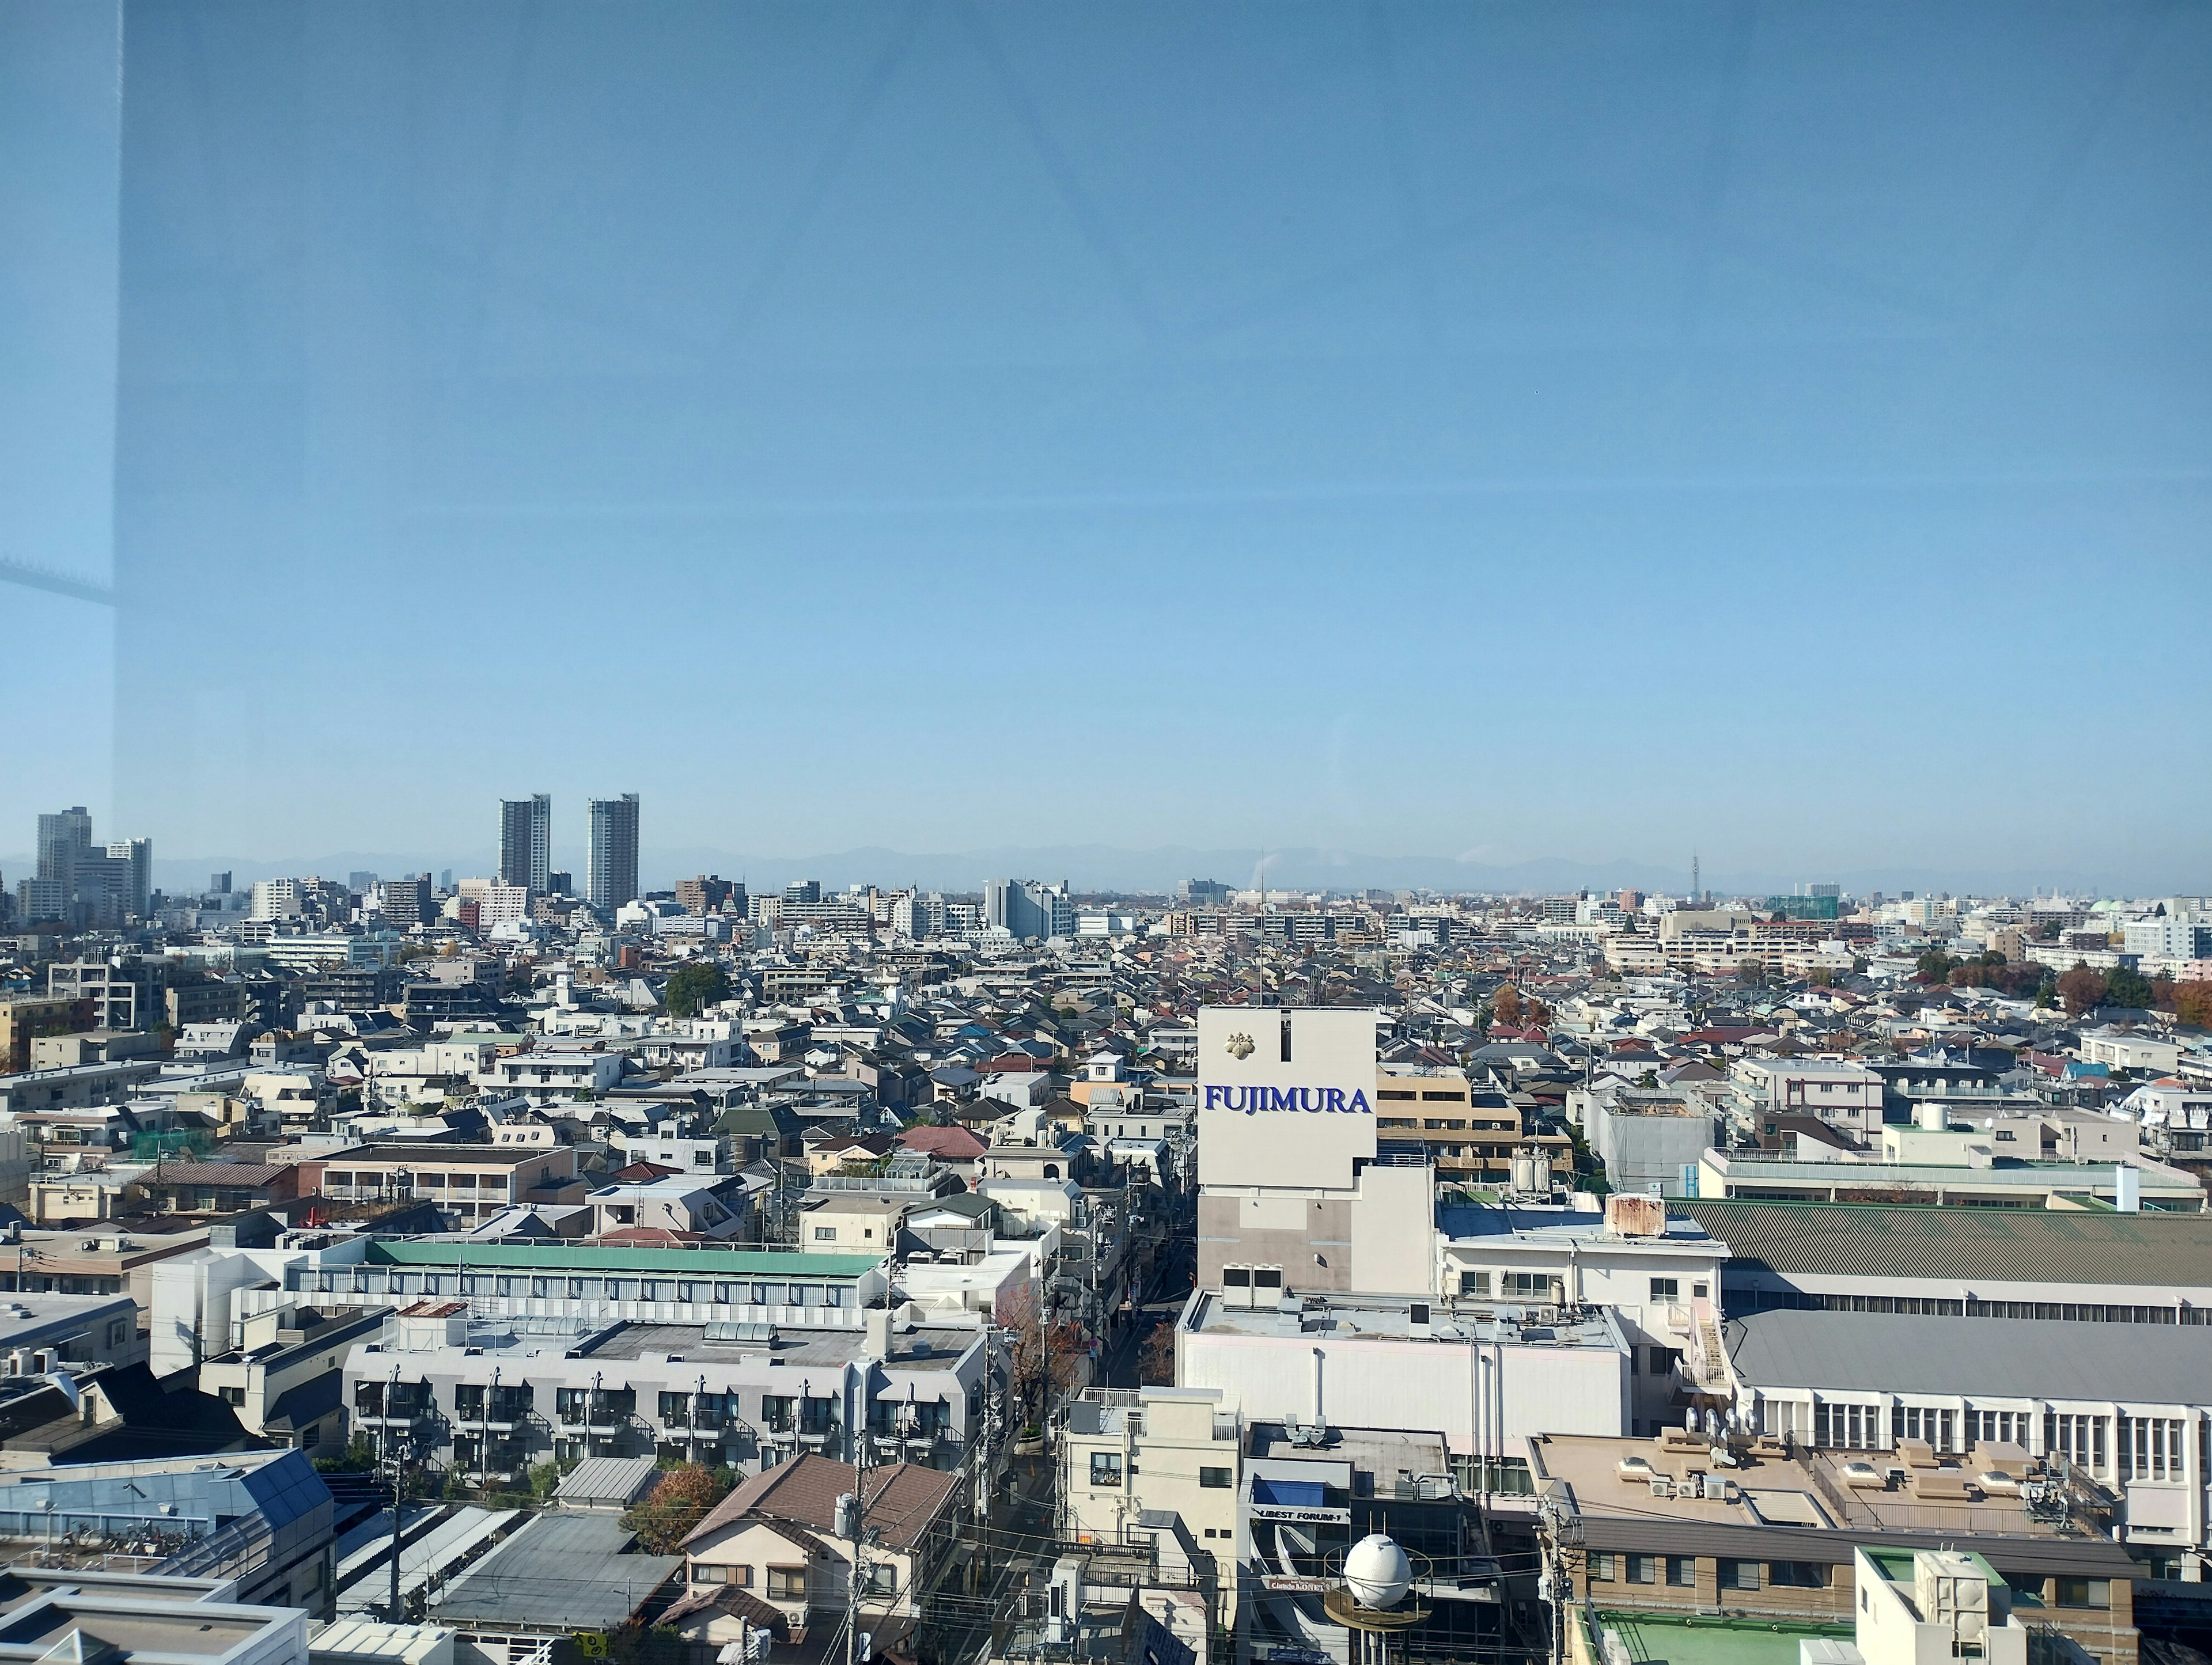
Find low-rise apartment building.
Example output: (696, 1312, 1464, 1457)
(346, 1304, 984, 1482)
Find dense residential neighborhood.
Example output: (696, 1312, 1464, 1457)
(0, 802, 2209, 1665)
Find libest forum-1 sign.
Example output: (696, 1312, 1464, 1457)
(1196, 1006, 1380, 1192)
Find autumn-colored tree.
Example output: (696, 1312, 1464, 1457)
(1138, 1321, 1176, 1386)
(1491, 985, 1524, 1027)
(995, 1284, 1087, 1421)
(620, 1463, 731, 1554)
(2057, 964, 2107, 1018)
(2171, 981, 2212, 1029)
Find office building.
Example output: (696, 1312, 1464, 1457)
(984, 877, 1075, 940)
(36, 807, 93, 894)
(497, 792, 552, 894)
(105, 838, 151, 918)
(588, 792, 639, 911)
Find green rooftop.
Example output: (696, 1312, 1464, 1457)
(363, 1241, 884, 1276)
(1589, 1610, 1849, 1665)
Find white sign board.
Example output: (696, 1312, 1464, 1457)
(1196, 1006, 1378, 1192)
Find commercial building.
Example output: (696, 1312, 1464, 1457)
(587, 793, 640, 911)
(1194, 1006, 1437, 1296)
(984, 879, 1075, 942)
(1540, 1429, 2143, 1665)
(1175, 1285, 1632, 1467)
(1723, 1305, 2212, 1567)
(1692, 1144, 2206, 1210)
(1681, 1199, 2212, 1326)
(496, 794, 552, 895)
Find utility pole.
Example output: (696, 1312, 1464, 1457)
(844, 1414, 872, 1665)
(387, 1363, 406, 1624)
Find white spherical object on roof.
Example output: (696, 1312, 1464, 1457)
(1342, 1533, 1412, 1610)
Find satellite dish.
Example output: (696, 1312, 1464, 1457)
(1342, 1533, 1412, 1610)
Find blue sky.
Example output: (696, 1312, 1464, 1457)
(4, 1, 2209, 891)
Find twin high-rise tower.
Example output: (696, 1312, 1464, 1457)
(497, 794, 552, 894)
(497, 792, 638, 912)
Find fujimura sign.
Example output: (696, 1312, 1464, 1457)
(1196, 1006, 1380, 1191)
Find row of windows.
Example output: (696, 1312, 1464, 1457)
(1589, 1554, 1826, 1591)
(298, 1269, 848, 1306)
(1457, 1273, 1707, 1304)
(1082, 1454, 1232, 1490)
(1796, 1404, 2205, 1481)
(1748, 1288, 2205, 1326)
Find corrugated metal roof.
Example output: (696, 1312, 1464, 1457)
(431, 1510, 680, 1632)
(1725, 1306, 2212, 1403)
(556, 1455, 662, 1508)
(1681, 1199, 2212, 1289)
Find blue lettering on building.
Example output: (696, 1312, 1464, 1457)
(1202, 1084, 1374, 1116)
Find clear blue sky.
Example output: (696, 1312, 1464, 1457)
(5, 1, 2208, 890)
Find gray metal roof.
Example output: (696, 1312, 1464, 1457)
(430, 1510, 680, 1632)
(555, 1455, 663, 1509)
(1683, 1200, 2212, 1290)
(1725, 1307, 2212, 1405)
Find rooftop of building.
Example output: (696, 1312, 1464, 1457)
(1184, 1288, 1622, 1349)
(429, 1508, 679, 1633)
(1725, 1305, 2212, 1404)
(1679, 1197, 2212, 1289)
(1436, 1199, 1726, 1254)
(359, 1240, 882, 1276)
(1532, 1434, 2133, 1575)
(1703, 1150, 2203, 1193)
(570, 1318, 974, 1370)
(1582, 1609, 1846, 1665)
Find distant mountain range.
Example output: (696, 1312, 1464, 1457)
(0, 842, 2142, 901)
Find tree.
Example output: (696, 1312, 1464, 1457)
(2103, 966, 2156, 1011)
(620, 1462, 731, 1554)
(1490, 985, 1524, 1028)
(2171, 981, 2212, 1029)
(1138, 1321, 1176, 1386)
(1524, 997, 1553, 1028)
(664, 961, 732, 1018)
(2057, 964, 2107, 1018)
(996, 1283, 1086, 1424)
(1916, 948, 1957, 985)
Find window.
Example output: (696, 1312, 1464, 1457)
(2119, 1416, 2186, 1482)
(218, 1385, 245, 1406)
(1770, 1562, 1828, 1588)
(2055, 1580, 2109, 1610)
(1649, 1346, 1681, 1376)
(1718, 1560, 1760, 1591)
(1665, 1557, 1695, 1588)
(1649, 1278, 1679, 1303)
(692, 1565, 729, 1585)
(1692, 1282, 1709, 1300)
(1588, 1553, 1616, 1582)
(864, 1564, 898, 1594)
(2046, 1413, 2109, 1473)
(1090, 1452, 1123, 1488)
(768, 1567, 806, 1601)
(1624, 1555, 1656, 1585)
(1200, 1467, 1232, 1489)
(813, 1226, 836, 1241)
(1461, 1272, 1491, 1297)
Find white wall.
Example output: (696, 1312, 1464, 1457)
(1177, 1326, 1627, 1454)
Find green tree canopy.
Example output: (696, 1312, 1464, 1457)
(664, 961, 733, 1018)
